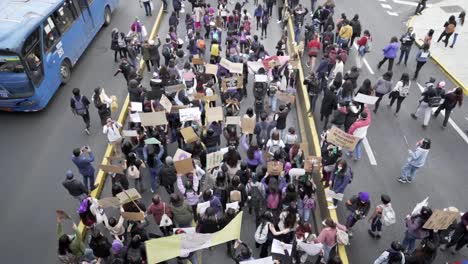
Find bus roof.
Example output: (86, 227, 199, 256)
(0, 0, 63, 53)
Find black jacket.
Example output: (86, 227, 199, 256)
(320, 88, 338, 116)
(349, 19, 362, 36)
(62, 178, 87, 196)
(89, 235, 112, 258)
(421, 87, 445, 103)
(160, 164, 177, 186)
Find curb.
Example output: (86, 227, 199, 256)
(408, 15, 468, 95)
(78, 7, 165, 239)
(286, 17, 350, 264)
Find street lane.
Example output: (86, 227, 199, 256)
(0, 2, 160, 262)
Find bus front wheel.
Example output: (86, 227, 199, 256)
(60, 61, 71, 84)
(104, 6, 111, 27)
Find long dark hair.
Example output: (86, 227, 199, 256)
(283, 203, 298, 229)
(58, 235, 72, 255)
(247, 141, 258, 160)
(453, 87, 464, 107)
(400, 73, 410, 87)
(225, 147, 239, 167)
(459, 11, 466, 26)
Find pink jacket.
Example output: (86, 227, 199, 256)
(314, 224, 347, 246)
(348, 107, 371, 139)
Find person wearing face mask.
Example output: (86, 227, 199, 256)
(328, 159, 353, 210)
(344, 192, 371, 237)
(396, 27, 416, 66)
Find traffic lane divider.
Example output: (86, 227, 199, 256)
(78, 7, 165, 239)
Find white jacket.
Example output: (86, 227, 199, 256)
(103, 122, 122, 142)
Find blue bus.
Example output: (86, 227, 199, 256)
(0, 0, 118, 111)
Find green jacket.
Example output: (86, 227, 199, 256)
(57, 223, 86, 257)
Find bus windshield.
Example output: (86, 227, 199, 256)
(0, 54, 35, 99)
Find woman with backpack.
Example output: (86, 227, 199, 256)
(241, 135, 263, 172)
(228, 176, 248, 209)
(254, 5, 263, 30)
(111, 28, 126, 62)
(388, 73, 411, 116)
(177, 174, 200, 221)
(437, 15, 457, 47)
(433, 87, 463, 128)
(413, 43, 430, 80)
(92, 87, 112, 126)
(328, 159, 353, 209)
(169, 193, 194, 227)
(255, 210, 292, 258)
(320, 84, 338, 130)
(197, 207, 221, 233)
(314, 218, 347, 263)
(373, 241, 405, 264)
(401, 206, 433, 254)
(266, 131, 286, 157)
(373, 71, 393, 113)
(246, 175, 266, 223)
(368, 194, 394, 239)
(260, 11, 269, 40)
(281, 184, 298, 209)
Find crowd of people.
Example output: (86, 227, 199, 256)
(60, 0, 467, 263)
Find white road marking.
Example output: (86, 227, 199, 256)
(379, 0, 387, 2)
(363, 137, 378, 165)
(353, 43, 375, 75)
(392, 0, 433, 7)
(381, 3, 393, 9)
(416, 83, 468, 144)
(387, 11, 399, 16)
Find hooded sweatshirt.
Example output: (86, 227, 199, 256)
(382, 42, 400, 58)
(407, 147, 429, 168)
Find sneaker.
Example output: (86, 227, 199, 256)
(326, 197, 333, 202)
(410, 113, 418, 119)
(407, 179, 412, 183)
(394, 112, 399, 117)
(85, 128, 90, 135)
(376, 232, 381, 239)
(422, 124, 427, 129)
(368, 230, 375, 238)
(397, 178, 407, 183)
(327, 205, 337, 210)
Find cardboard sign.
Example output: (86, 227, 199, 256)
(171, 104, 188, 113)
(159, 94, 173, 113)
(326, 126, 359, 151)
(203, 95, 218, 102)
(206, 150, 225, 170)
(116, 188, 142, 204)
(262, 56, 280, 70)
(220, 58, 243, 74)
(144, 137, 161, 145)
(354, 93, 379, 105)
(304, 156, 322, 173)
(174, 158, 194, 175)
(206, 107, 224, 123)
(226, 116, 241, 126)
(139, 111, 168, 126)
(130, 102, 143, 112)
(174, 148, 192, 161)
(205, 64, 218, 75)
(221, 76, 243, 91)
(121, 211, 145, 221)
(165, 83, 185, 94)
(129, 113, 141, 123)
(197, 201, 210, 215)
(423, 209, 460, 230)
(192, 57, 204, 65)
(247, 61, 265, 74)
(122, 130, 138, 137)
(98, 197, 121, 208)
(241, 257, 274, 264)
(179, 107, 201, 122)
(241, 117, 255, 134)
(180, 126, 199, 144)
(105, 155, 126, 164)
(267, 161, 284, 175)
(276, 91, 296, 104)
(56, 210, 71, 221)
(226, 201, 240, 212)
(100, 164, 125, 174)
(325, 189, 344, 201)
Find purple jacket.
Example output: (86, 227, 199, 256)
(382, 42, 400, 58)
(241, 135, 263, 166)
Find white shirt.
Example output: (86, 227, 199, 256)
(103, 122, 122, 142)
(332, 61, 344, 79)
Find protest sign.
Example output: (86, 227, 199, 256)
(192, 57, 204, 65)
(130, 102, 143, 112)
(99, 164, 124, 174)
(205, 64, 218, 75)
(304, 156, 322, 173)
(139, 111, 168, 126)
(159, 94, 172, 112)
(56, 210, 71, 221)
(241, 257, 274, 264)
(226, 201, 240, 212)
(180, 127, 199, 144)
(423, 209, 460, 230)
(297, 242, 323, 256)
(219, 58, 243, 74)
(326, 126, 359, 151)
(267, 161, 284, 175)
(206, 150, 225, 170)
(276, 91, 296, 104)
(122, 130, 138, 137)
(226, 116, 241, 126)
(179, 107, 201, 122)
(241, 117, 255, 134)
(271, 239, 292, 255)
(262, 56, 280, 70)
(165, 83, 185, 94)
(354, 93, 379, 105)
(129, 113, 141, 123)
(171, 105, 188, 113)
(325, 189, 344, 201)
(221, 76, 243, 91)
(206, 107, 224, 123)
(98, 197, 121, 208)
(174, 158, 194, 175)
(116, 188, 142, 204)
(197, 201, 211, 215)
(144, 137, 160, 145)
(174, 148, 192, 161)
(247, 61, 265, 74)
(121, 211, 145, 221)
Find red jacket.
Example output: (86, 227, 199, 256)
(147, 202, 172, 225)
(357, 36, 368, 47)
(307, 39, 321, 56)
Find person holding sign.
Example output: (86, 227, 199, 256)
(401, 206, 432, 254)
(441, 212, 468, 255)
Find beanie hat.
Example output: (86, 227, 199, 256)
(66, 170, 74, 179)
(438, 81, 446, 88)
(359, 192, 370, 202)
(111, 239, 123, 253)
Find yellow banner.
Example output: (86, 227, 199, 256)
(146, 212, 243, 263)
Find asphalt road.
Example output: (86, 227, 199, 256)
(0, 2, 159, 262)
(310, 0, 468, 263)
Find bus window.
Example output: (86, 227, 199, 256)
(43, 17, 61, 52)
(52, 2, 75, 34)
(71, 0, 82, 16)
(22, 29, 40, 55)
(24, 45, 44, 86)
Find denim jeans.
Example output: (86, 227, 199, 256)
(83, 174, 95, 193)
(149, 168, 159, 192)
(348, 138, 363, 160)
(401, 162, 419, 181)
(269, 95, 277, 112)
(402, 230, 417, 253)
(414, 101, 432, 126)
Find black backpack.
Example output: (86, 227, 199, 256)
(126, 247, 142, 264)
(254, 82, 266, 99)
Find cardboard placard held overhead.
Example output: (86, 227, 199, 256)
(98, 197, 121, 208)
(422, 209, 461, 230)
(171, 105, 188, 113)
(203, 95, 218, 102)
(129, 113, 141, 123)
(159, 94, 173, 113)
(100, 164, 125, 174)
(219, 58, 243, 74)
(262, 56, 280, 70)
(276, 91, 296, 104)
(121, 211, 146, 221)
(165, 83, 185, 94)
(241, 117, 255, 134)
(205, 64, 218, 75)
(354, 93, 379, 105)
(221, 76, 243, 92)
(56, 210, 71, 221)
(326, 126, 359, 151)
(206, 107, 224, 123)
(206, 150, 226, 170)
(122, 130, 138, 137)
(267, 161, 284, 175)
(192, 57, 204, 65)
(179, 107, 201, 122)
(173, 148, 192, 161)
(130, 102, 143, 112)
(225, 116, 241, 126)
(180, 126, 199, 144)
(304, 156, 322, 172)
(174, 158, 194, 175)
(144, 137, 161, 145)
(139, 111, 168, 127)
(116, 188, 142, 204)
(247, 61, 265, 73)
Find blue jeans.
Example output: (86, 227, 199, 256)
(451, 33, 458, 46)
(269, 95, 277, 112)
(83, 174, 95, 192)
(402, 231, 417, 253)
(401, 163, 419, 181)
(348, 138, 363, 160)
(297, 200, 312, 222)
(149, 168, 159, 192)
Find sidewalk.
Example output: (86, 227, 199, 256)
(410, 0, 467, 93)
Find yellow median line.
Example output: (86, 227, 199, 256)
(408, 15, 468, 95)
(78, 7, 165, 239)
(287, 17, 349, 263)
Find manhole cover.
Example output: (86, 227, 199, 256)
(440, 5, 464, 13)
